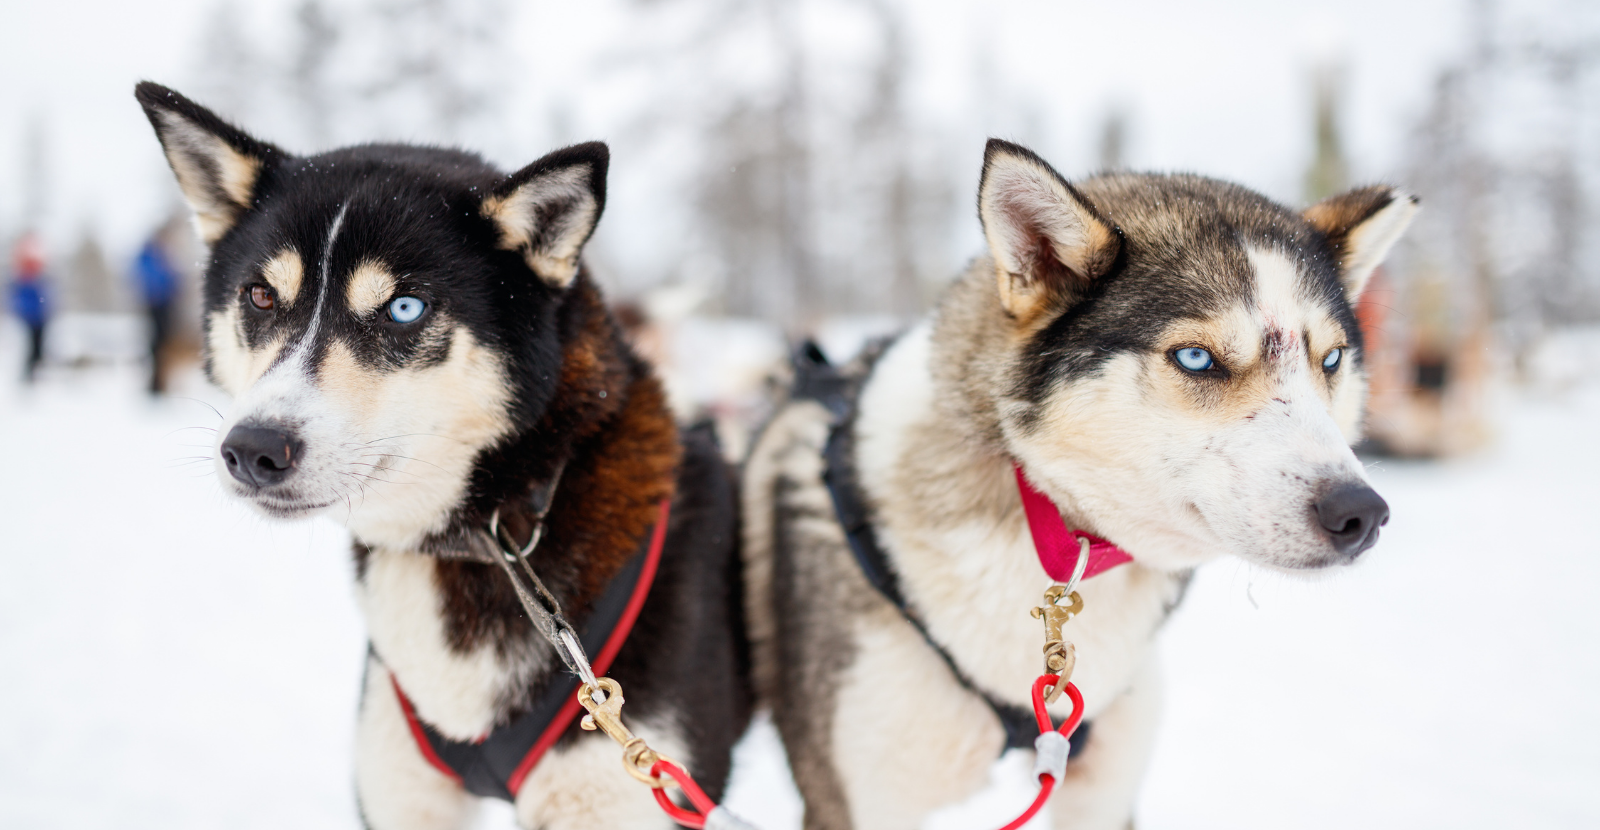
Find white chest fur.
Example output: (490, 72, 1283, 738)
(357, 547, 537, 740)
(853, 325, 1176, 721)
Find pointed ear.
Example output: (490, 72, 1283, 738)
(135, 82, 282, 245)
(978, 139, 1120, 322)
(1304, 185, 1419, 301)
(481, 142, 608, 289)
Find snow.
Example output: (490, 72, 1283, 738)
(1, 322, 1596, 829)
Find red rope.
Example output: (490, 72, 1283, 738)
(995, 675, 1084, 830)
(643, 675, 1082, 830)
(649, 759, 718, 828)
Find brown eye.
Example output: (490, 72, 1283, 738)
(248, 285, 276, 311)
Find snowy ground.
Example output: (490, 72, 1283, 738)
(1, 324, 1597, 829)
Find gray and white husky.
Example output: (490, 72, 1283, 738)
(742, 139, 1416, 829)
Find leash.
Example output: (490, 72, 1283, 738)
(391, 499, 671, 799)
(468, 349, 1132, 826)
(526, 464, 1125, 829)
(805, 338, 1096, 755)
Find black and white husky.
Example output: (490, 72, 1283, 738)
(742, 140, 1417, 829)
(136, 83, 749, 829)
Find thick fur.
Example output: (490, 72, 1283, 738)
(743, 140, 1416, 829)
(137, 82, 750, 829)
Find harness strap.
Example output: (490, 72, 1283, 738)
(392, 498, 671, 800)
(796, 342, 1093, 756)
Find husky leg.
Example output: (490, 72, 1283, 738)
(355, 657, 478, 830)
(826, 617, 1005, 830)
(1047, 660, 1162, 830)
(512, 723, 682, 830)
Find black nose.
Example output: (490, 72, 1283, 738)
(221, 424, 303, 488)
(1314, 483, 1390, 558)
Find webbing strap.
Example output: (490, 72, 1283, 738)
(392, 499, 671, 800)
(793, 342, 1090, 757)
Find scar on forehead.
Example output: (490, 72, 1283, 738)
(346, 260, 397, 316)
(261, 250, 304, 304)
(1263, 325, 1299, 361)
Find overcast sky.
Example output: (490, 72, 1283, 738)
(0, 0, 1471, 274)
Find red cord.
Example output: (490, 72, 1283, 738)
(996, 674, 1084, 829)
(996, 777, 1056, 830)
(1032, 675, 1086, 738)
(643, 675, 1082, 830)
(650, 759, 718, 829)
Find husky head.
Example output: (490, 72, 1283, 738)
(970, 139, 1416, 572)
(136, 83, 610, 548)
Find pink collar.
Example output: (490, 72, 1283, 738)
(1013, 464, 1134, 582)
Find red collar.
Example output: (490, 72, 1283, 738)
(1013, 464, 1134, 582)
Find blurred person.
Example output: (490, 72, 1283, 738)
(9, 232, 50, 383)
(133, 227, 179, 394)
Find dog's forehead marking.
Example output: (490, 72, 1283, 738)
(346, 260, 396, 317)
(311, 203, 349, 333)
(261, 250, 304, 306)
(1246, 245, 1311, 364)
(277, 202, 349, 371)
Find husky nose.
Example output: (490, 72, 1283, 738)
(1314, 483, 1390, 558)
(221, 424, 303, 488)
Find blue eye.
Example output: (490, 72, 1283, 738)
(1323, 348, 1342, 372)
(1174, 347, 1215, 372)
(388, 296, 426, 324)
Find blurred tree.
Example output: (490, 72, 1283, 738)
(190, 0, 263, 124)
(64, 231, 120, 314)
(1302, 64, 1348, 203)
(1097, 109, 1128, 171)
(625, 0, 961, 331)
(359, 0, 510, 146)
(23, 115, 48, 228)
(1395, 0, 1600, 360)
(291, 0, 341, 150)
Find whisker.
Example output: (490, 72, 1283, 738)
(376, 453, 447, 472)
(165, 426, 219, 437)
(360, 432, 472, 447)
(170, 396, 226, 421)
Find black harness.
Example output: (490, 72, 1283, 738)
(391, 520, 660, 801)
(792, 342, 1091, 759)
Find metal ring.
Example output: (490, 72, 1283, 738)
(486, 507, 540, 559)
(624, 744, 684, 789)
(1059, 536, 1090, 599)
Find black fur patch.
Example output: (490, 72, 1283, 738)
(1011, 173, 1365, 408)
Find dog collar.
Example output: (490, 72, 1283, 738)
(1013, 464, 1134, 583)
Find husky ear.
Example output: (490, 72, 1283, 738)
(135, 82, 282, 245)
(978, 139, 1120, 322)
(1304, 185, 1419, 301)
(481, 142, 609, 289)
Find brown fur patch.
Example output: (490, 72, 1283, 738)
(345, 259, 396, 316)
(433, 278, 680, 659)
(261, 250, 304, 306)
(1303, 186, 1397, 274)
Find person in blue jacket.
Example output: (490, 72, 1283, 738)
(133, 234, 179, 394)
(9, 233, 49, 383)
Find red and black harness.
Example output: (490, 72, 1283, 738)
(795, 342, 1129, 760)
(390, 500, 671, 801)
(388, 344, 1132, 827)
